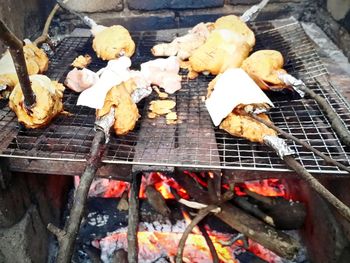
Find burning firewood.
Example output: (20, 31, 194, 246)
(145, 184, 171, 217)
(117, 190, 129, 211)
(243, 189, 307, 230)
(172, 171, 301, 260)
(112, 248, 128, 263)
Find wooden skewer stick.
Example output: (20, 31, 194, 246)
(249, 113, 350, 173)
(0, 19, 36, 109)
(48, 130, 106, 263)
(282, 155, 350, 222)
(248, 113, 350, 221)
(302, 79, 350, 147)
(48, 109, 115, 263)
(127, 172, 142, 263)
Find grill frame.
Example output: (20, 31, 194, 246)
(1, 20, 350, 177)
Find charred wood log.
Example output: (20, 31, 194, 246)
(216, 203, 300, 260)
(173, 171, 300, 260)
(244, 190, 306, 230)
(198, 223, 220, 263)
(176, 204, 221, 263)
(233, 196, 275, 226)
(145, 184, 170, 217)
(112, 249, 128, 263)
(117, 190, 129, 211)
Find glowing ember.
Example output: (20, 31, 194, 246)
(140, 172, 189, 199)
(75, 172, 188, 199)
(234, 179, 286, 197)
(98, 231, 237, 263)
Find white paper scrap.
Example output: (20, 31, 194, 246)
(77, 57, 132, 109)
(205, 68, 274, 126)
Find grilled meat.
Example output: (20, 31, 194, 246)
(0, 43, 49, 90)
(92, 25, 135, 60)
(189, 29, 251, 76)
(9, 75, 64, 129)
(96, 79, 139, 135)
(220, 111, 277, 143)
(241, 50, 288, 91)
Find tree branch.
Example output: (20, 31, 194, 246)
(33, 4, 60, 46)
(127, 172, 142, 263)
(48, 130, 106, 263)
(0, 19, 35, 108)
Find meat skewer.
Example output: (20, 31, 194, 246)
(241, 49, 350, 147)
(57, 0, 135, 60)
(207, 69, 350, 222)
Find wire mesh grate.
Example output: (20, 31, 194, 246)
(0, 21, 349, 174)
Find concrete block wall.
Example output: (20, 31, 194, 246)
(58, 0, 304, 32)
(0, 0, 56, 54)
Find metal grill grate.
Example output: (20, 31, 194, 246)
(0, 21, 349, 175)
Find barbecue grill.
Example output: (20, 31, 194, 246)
(0, 18, 349, 181)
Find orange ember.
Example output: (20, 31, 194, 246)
(139, 172, 189, 199)
(233, 179, 286, 197)
(99, 231, 238, 263)
(103, 180, 129, 198)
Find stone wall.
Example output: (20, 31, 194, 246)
(0, 0, 56, 54)
(55, 0, 305, 33)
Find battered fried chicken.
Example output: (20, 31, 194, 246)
(189, 29, 250, 76)
(0, 43, 49, 90)
(9, 75, 64, 129)
(214, 15, 255, 48)
(71, 54, 92, 69)
(220, 111, 277, 143)
(96, 79, 139, 135)
(241, 50, 288, 91)
(92, 25, 135, 60)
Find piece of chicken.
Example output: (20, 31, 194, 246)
(140, 56, 182, 94)
(241, 50, 288, 91)
(214, 15, 255, 48)
(0, 43, 49, 90)
(92, 25, 135, 60)
(151, 22, 214, 61)
(220, 111, 277, 143)
(9, 74, 64, 129)
(65, 68, 99, 93)
(96, 79, 139, 135)
(71, 54, 92, 69)
(189, 29, 251, 76)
